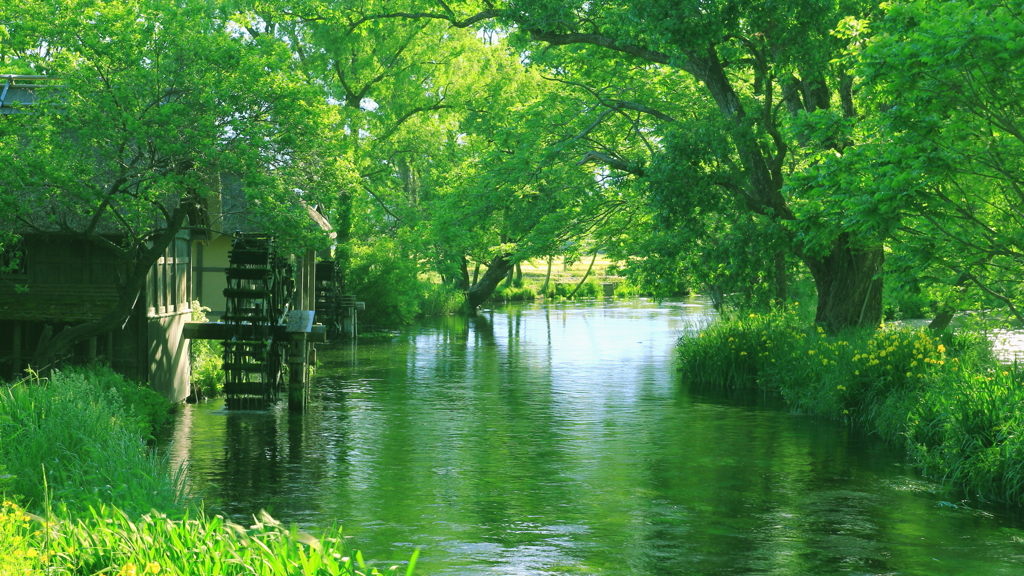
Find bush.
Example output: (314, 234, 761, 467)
(677, 309, 1024, 506)
(348, 239, 423, 328)
(189, 303, 223, 401)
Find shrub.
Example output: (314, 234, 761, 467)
(189, 302, 223, 401)
(677, 309, 1024, 506)
(348, 239, 423, 328)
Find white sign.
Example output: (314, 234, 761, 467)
(286, 310, 315, 333)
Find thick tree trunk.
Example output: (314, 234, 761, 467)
(804, 234, 884, 332)
(466, 253, 514, 310)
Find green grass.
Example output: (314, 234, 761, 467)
(0, 365, 414, 575)
(0, 367, 182, 517)
(1, 500, 418, 576)
(678, 306, 1024, 506)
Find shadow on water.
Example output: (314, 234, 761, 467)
(164, 298, 1024, 575)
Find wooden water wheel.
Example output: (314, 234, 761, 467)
(221, 234, 294, 409)
(314, 260, 345, 340)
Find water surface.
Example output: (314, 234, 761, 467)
(166, 298, 1024, 575)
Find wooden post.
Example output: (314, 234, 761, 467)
(11, 321, 21, 380)
(288, 333, 308, 412)
(88, 336, 97, 362)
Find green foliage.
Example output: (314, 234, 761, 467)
(417, 282, 465, 317)
(189, 303, 223, 401)
(0, 500, 413, 576)
(491, 284, 537, 303)
(348, 239, 424, 328)
(679, 312, 1024, 505)
(0, 368, 181, 516)
(845, 0, 1024, 325)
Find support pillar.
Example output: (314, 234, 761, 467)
(288, 333, 308, 412)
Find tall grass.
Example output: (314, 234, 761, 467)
(0, 365, 415, 575)
(678, 307, 1024, 506)
(418, 281, 464, 316)
(0, 367, 182, 516)
(0, 500, 417, 576)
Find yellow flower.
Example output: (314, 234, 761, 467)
(937, 344, 946, 354)
(808, 350, 815, 355)
(146, 562, 161, 574)
(739, 351, 747, 356)
(119, 564, 138, 576)
(836, 385, 846, 391)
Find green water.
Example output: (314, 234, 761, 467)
(166, 298, 1024, 575)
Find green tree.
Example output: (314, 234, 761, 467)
(831, 0, 1024, 327)
(361, 0, 889, 329)
(0, 0, 343, 366)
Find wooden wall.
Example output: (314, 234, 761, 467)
(0, 233, 192, 402)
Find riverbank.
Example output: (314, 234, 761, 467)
(0, 365, 412, 576)
(678, 306, 1024, 507)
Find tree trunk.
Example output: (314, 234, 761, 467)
(466, 253, 515, 310)
(540, 256, 553, 295)
(929, 272, 970, 332)
(568, 249, 599, 298)
(457, 256, 471, 291)
(31, 204, 190, 371)
(804, 234, 884, 332)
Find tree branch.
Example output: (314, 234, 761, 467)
(575, 150, 643, 176)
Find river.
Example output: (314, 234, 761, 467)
(164, 297, 1024, 575)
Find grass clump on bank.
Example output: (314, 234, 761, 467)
(678, 307, 1024, 506)
(0, 365, 414, 575)
(0, 499, 417, 576)
(0, 366, 180, 517)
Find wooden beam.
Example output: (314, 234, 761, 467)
(182, 322, 326, 343)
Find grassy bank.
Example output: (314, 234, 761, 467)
(678, 307, 1024, 507)
(0, 366, 414, 576)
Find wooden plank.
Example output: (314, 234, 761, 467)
(182, 322, 326, 342)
